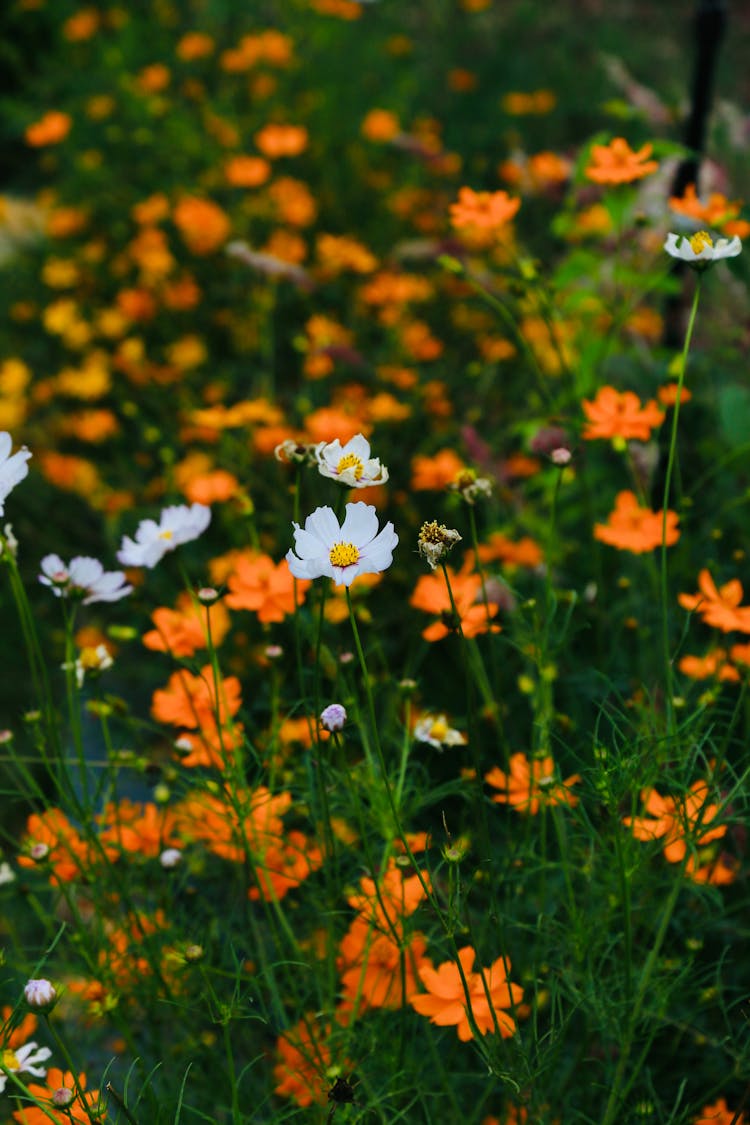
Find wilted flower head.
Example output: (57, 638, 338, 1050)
(65, 643, 114, 688)
(23, 979, 57, 1011)
(320, 703, 347, 732)
(449, 468, 493, 505)
(417, 521, 462, 570)
(117, 503, 211, 569)
(286, 502, 398, 587)
(315, 433, 388, 488)
(664, 230, 742, 270)
(0, 432, 31, 517)
(39, 555, 132, 604)
(274, 439, 318, 465)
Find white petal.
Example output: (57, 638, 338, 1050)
(340, 502, 378, 546)
(304, 506, 341, 544)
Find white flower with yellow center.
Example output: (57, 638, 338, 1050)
(414, 714, 467, 750)
(664, 230, 742, 269)
(117, 503, 211, 569)
(0, 1042, 52, 1092)
(315, 434, 389, 488)
(285, 502, 398, 587)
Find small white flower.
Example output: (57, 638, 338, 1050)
(0, 433, 31, 517)
(664, 230, 742, 269)
(117, 503, 211, 569)
(286, 502, 398, 587)
(315, 434, 389, 488)
(39, 555, 132, 604)
(159, 848, 182, 869)
(64, 644, 114, 688)
(0, 1041, 53, 1093)
(23, 979, 57, 1011)
(320, 703, 347, 732)
(414, 714, 467, 750)
(0, 860, 16, 885)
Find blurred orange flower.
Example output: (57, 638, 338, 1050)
(582, 386, 664, 441)
(594, 491, 679, 553)
(361, 108, 400, 141)
(584, 137, 658, 185)
(13, 1068, 104, 1124)
(225, 551, 310, 622)
(410, 560, 501, 641)
(624, 780, 727, 866)
(255, 123, 308, 158)
(173, 196, 231, 254)
(143, 592, 230, 657)
(693, 1098, 746, 1124)
(411, 448, 465, 490)
(410, 946, 523, 1041)
(224, 154, 271, 187)
(152, 666, 242, 730)
(450, 187, 520, 231)
(273, 1018, 332, 1107)
(25, 111, 72, 147)
(485, 752, 580, 814)
(678, 569, 750, 633)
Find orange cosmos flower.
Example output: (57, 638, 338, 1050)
(361, 108, 401, 142)
(225, 550, 310, 622)
(182, 469, 240, 505)
(255, 123, 308, 158)
(693, 1098, 746, 1125)
(584, 137, 659, 185)
(410, 448, 466, 490)
(678, 569, 750, 633)
(25, 111, 72, 147)
(151, 666, 242, 730)
(582, 386, 665, 441)
(173, 196, 231, 254)
(13, 1069, 105, 1124)
(624, 781, 726, 863)
(18, 809, 99, 885)
(658, 382, 692, 407)
(410, 946, 523, 1041)
(273, 1017, 335, 1107)
(678, 648, 739, 683)
(593, 491, 679, 553)
(450, 187, 521, 232)
(669, 183, 744, 229)
(223, 154, 271, 187)
(339, 921, 429, 1015)
(410, 561, 501, 642)
(99, 800, 179, 858)
(477, 532, 543, 569)
(143, 592, 230, 656)
(485, 752, 580, 814)
(176, 32, 215, 60)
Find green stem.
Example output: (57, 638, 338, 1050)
(660, 278, 701, 737)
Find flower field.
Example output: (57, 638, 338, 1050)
(1, 1, 750, 1122)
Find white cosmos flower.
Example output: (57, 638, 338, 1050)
(664, 230, 742, 269)
(0, 432, 31, 517)
(117, 503, 211, 569)
(286, 502, 398, 587)
(0, 1041, 53, 1092)
(315, 433, 389, 488)
(414, 714, 467, 749)
(39, 555, 132, 604)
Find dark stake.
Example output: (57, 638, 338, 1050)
(326, 1073, 360, 1122)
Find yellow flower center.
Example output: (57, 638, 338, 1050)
(159, 529, 174, 540)
(336, 453, 364, 480)
(429, 719, 448, 741)
(2, 1049, 20, 1071)
(689, 230, 713, 254)
(329, 541, 360, 568)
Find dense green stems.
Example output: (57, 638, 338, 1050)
(660, 278, 702, 736)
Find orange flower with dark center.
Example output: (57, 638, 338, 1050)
(584, 137, 659, 184)
(678, 569, 750, 633)
(410, 560, 501, 641)
(485, 752, 580, 815)
(410, 945, 523, 1041)
(225, 550, 310, 622)
(450, 187, 521, 231)
(623, 780, 727, 865)
(582, 386, 665, 441)
(594, 491, 679, 554)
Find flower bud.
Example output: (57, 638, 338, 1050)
(320, 704, 347, 732)
(24, 979, 57, 1011)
